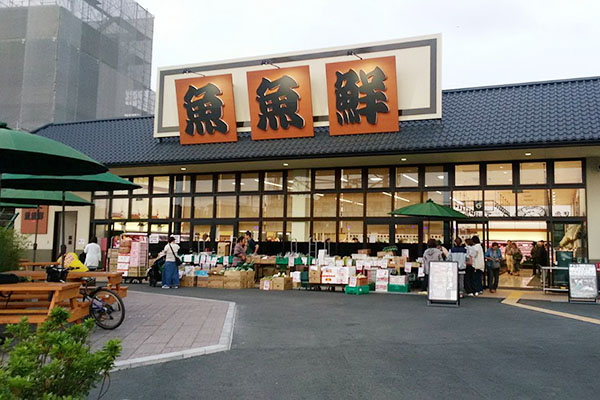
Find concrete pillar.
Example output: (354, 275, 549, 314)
(586, 157, 600, 261)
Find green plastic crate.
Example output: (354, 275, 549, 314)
(345, 285, 370, 295)
(388, 284, 410, 293)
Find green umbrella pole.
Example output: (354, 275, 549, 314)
(33, 205, 39, 262)
(61, 191, 65, 268)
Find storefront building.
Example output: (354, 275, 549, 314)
(17, 36, 600, 265)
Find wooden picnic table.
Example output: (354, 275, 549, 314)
(7, 270, 128, 299)
(0, 282, 89, 325)
(18, 261, 59, 271)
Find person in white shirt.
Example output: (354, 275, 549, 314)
(470, 235, 485, 295)
(161, 236, 181, 289)
(83, 237, 102, 271)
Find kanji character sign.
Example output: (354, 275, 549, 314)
(175, 74, 238, 145)
(247, 66, 314, 140)
(326, 56, 398, 136)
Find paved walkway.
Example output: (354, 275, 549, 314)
(90, 291, 235, 369)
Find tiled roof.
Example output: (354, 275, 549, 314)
(34, 76, 600, 167)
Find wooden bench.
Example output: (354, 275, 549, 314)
(18, 261, 59, 271)
(8, 271, 128, 299)
(0, 282, 89, 325)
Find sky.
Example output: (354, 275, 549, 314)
(136, 0, 600, 90)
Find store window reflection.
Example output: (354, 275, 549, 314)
(425, 166, 448, 187)
(216, 196, 236, 218)
(262, 221, 283, 241)
(395, 224, 419, 244)
(153, 176, 170, 194)
(240, 173, 260, 191)
(313, 220, 336, 242)
(339, 193, 363, 217)
(366, 224, 389, 244)
(264, 171, 283, 191)
(425, 191, 450, 206)
(263, 194, 284, 218)
(111, 198, 129, 219)
(287, 194, 310, 218)
(238, 195, 260, 218)
(314, 170, 335, 190)
(131, 197, 149, 219)
(396, 166, 419, 188)
(517, 189, 549, 216)
(520, 162, 546, 185)
(288, 169, 311, 192)
(393, 192, 420, 209)
(195, 175, 213, 193)
(341, 168, 362, 189)
(339, 220, 363, 242)
(366, 192, 391, 217)
(455, 164, 479, 186)
(423, 221, 444, 243)
(217, 173, 236, 192)
(313, 193, 336, 217)
(171, 197, 191, 219)
(193, 197, 213, 218)
(94, 198, 109, 220)
(367, 168, 389, 188)
(172, 221, 190, 243)
(452, 190, 483, 217)
(286, 221, 310, 241)
(487, 163, 513, 185)
(132, 177, 149, 194)
(238, 221, 259, 239)
(554, 161, 583, 184)
(151, 197, 170, 219)
(484, 190, 516, 217)
(552, 188, 586, 217)
(174, 175, 191, 193)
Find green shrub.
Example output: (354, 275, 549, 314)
(0, 307, 121, 399)
(0, 228, 29, 272)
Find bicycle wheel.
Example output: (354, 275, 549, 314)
(89, 288, 125, 330)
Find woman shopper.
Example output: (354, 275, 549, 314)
(448, 237, 467, 298)
(505, 240, 515, 275)
(162, 236, 181, 289)
(511, 243, 522, 276)
(232, 235, 247, 267)
(422, 238, 443, 291)
(464, 238, 475, 296)
(485, 242, 502, 293)
(470, 236, 485, 296)
(83, 236, 102, 271)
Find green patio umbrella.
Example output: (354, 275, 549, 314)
(0, 122, 107, 175)
(1, 189, 92, 262)
(390, 199, 469, 219)
(0, 189, 92, 206)
(390, 199, 468, 244)
(0, 172, 139, 192)
(0, 173, 139, 266)
(0, 201, 38, 208)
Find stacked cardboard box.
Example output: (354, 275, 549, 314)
(259, 278, 272, 290)
(245, 270, 256, 288)
(196, 276, 209, 288)
(224, 270, 245, 289)
(309, 265, 321, 283)
(208, 274, 224, 289)
(129, 241, 148, 269)
(271, 276, 292, 291)
(108, 249, 119, 272)
(376, 269, 389, 292)
(180, 276, 196, 287)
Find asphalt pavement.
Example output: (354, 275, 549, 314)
(90, 286, 600, 399)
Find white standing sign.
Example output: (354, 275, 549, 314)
(568, 264, 598, 303)
(428, 261, 459, 306)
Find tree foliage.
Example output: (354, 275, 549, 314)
(0, 228, 29, 272)
(0, 307, 121, 399)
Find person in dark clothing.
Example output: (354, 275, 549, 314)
(484, 242, 502, 293)
(533, 240, 549, 277)
(245, 231, 259, 255)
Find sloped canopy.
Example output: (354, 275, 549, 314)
(0, 189, 92, 206)
(0, 122, 107, 175)
(1, 172, 140, 192)
(390, 199, 468, 219)
(0, 201, 38, 208)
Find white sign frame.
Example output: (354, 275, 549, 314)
(155, 35, 441, 137)
(568, 263, 598, 303)
(428, 261, 459, 307)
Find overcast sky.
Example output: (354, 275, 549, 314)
(136, 0, 600, 90)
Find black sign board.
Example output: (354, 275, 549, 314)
(568, 263, 598, 304)
(428, 261, 459, 307)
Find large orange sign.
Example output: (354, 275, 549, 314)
(326, 56, 398, 136)
(20, 206, 48, 235)
(174, 74, 238, 145)
(246, 66, 314, 140)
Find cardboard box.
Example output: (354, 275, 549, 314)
(245, 270, 256, 288)
(196, 276, 209, 288)
(208, 274, 224, 288)
(349, 276, 369, 287)
(358, 249, 371, 255)
(271, 277, 292, 291)
(217, 242, 231, 256)
(309, 265, 321, 283)
(389, 275, 407, 285)
(224, 280, 244, 289)
(260, 278, 272, 290)
(376, 283, 388, 292)
(180, 276, 195, 287)
(377, 251, 395, 257)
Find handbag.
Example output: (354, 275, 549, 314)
(168, 243, 183, 266)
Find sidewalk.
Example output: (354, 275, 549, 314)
(90, 290, 235, 369)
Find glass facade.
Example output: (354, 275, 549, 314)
(92, 160, 586, 254)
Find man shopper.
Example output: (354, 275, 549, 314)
(422, 239, 443, 291)
(485, 242, 502, 293)
(83, 237, 102, 271)
(161, 236, 180, 289)
(245, 231, 259, 255)
(233, 236, 247, 267)
(448, 237, 468, 298)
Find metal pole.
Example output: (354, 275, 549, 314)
(33, 205, 39, 262)
(61, 191, 66, 268)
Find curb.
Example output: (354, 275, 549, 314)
(111, 293, 236, 371)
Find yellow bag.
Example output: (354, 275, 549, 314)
(56, 252, 89, 272)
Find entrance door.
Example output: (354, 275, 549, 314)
(53, 211, 77, 259)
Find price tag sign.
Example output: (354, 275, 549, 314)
(418, 266, 425, 278)
(263, 280, 271, 291)
(223, 257, 229, 266)
(349, 276, 358, 287)
(211, 257, 217, 267)
(288, 257, 295, 267)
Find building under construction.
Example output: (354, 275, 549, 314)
(0, 0, 154, 131)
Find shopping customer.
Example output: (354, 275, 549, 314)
(233, 235, 247, 267)
(485, 242, 502, 293)
(83, 236, 102, 271)
(505, 240, 514, 275)
(245, 231, 259, 255)
(470, 236, 485, 295)
(464, 238, 475, 296)
(422, 238, 443, 291)
(511, 243, 522, 276)
(161, 236, 180, 289)
(448, 237, 467, 298)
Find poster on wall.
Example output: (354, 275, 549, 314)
(568, 263, 598, 303)
(174, 74, 238, 144)
(428, 261, 459, 307)
(20, 206, 48, 235)
(325, 56, 398, 136)
(246, 65, 314, 140)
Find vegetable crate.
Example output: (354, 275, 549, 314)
(388, 284, 410, 293)
(344, 285, 370, 295)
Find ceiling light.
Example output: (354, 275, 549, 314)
(437, 175, 445, 180)
(402, 174, 418, 184)
(283, 163, 289, 167)
(240, 182, 245, 185)
(436, 191, 442, 194)
(525, 152, 532, 156)
(180, 167, 187, 171)
(369, 177, 382, 182)
(401, 158, 407, 162)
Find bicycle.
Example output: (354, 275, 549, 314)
(79, 277, 125, 330)
(46, 266, 125, 330)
